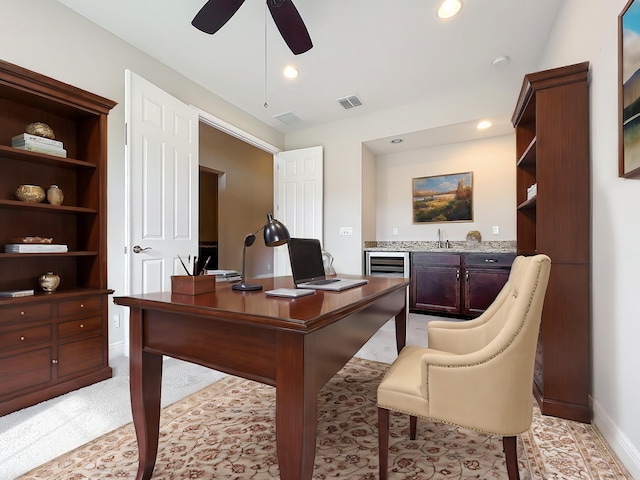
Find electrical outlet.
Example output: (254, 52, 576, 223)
(392, 227, 399, 236)
(492, 225, 500, 235)
(113, 314, 120, 328)
(339, 227, 353, 236)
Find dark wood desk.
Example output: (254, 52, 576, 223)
(114, 275, 408, 480)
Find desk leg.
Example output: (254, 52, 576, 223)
(276, 333, 317, 480)
(129, 307, 163, 480)
(395, 299, 407, 353)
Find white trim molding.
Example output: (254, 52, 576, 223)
(191, 106, 281, 155)
(592, 397, 640, 478)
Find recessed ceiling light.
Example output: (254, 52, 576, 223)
(437, 0, 462, 19)
(477, 120, 492, 130)
(390, 138, 403, 144)
(283, 65, 299, 78)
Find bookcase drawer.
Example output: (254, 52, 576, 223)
(0, 324, 51, 352)
(0, 303, 51, 326)
(57, 295, 103, 317)
(57, 316, 103, 340)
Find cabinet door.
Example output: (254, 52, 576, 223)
(57, 335, 105, 379)
(0, 347, 52, 397)
(412, 265, 460, 314)
(464, 267, 510, 317)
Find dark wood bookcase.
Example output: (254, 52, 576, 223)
(0, 60, 116, 416)
(512, 62, 591, 423)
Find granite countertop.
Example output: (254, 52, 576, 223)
(364, 240, 517, 254)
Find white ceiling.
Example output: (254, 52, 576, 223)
(55, 0, 563, 153)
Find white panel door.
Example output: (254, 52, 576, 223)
(273, 146, 323, 276)
(125, 70, 199, 295)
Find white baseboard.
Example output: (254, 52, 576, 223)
(592, 397, 640, 478)
(109, 341, 125, 361)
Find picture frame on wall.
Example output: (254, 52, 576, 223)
(619, 0, 640, 178)
(412, 171, 473, 223)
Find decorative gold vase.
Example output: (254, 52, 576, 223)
(39, 272, 60, 293)
(47, 185, 64, 205)
(15, 184, 45, 203)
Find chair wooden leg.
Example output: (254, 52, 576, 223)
(378, 407, 389, 480)
(503, 436, 520, 480)
(409, 415, 417, 440)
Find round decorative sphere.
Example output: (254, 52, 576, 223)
(39, 272, 60, 293)
(25, 122, 55, 139)
(16, 184, 46, 203)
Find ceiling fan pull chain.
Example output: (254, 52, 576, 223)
(264, 2, 269, 109)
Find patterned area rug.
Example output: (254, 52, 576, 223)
(19, 358, 630, 479)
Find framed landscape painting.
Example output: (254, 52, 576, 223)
(412, 172, 473, 223)
(619, 0, 640, 178)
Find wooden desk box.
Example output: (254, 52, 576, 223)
(171, 276, 216, 295)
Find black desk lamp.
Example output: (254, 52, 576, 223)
(232, 213, 290, 291)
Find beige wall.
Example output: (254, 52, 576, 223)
(361, 144, 377, 244)
(199, 124, 274, 278)
(374, 135, 515, 242)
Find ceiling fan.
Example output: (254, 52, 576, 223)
(192, 0, 313, 55)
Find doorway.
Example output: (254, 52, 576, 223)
(198, 122, 275, 278)
(198, 166, 219, 272)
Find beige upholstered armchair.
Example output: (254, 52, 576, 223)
(378, 254, 551, 480)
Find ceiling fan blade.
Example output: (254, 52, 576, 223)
(267, 0, 313, 55)
(192, 0, 246, 35)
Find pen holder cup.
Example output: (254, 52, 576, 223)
(171, 275, 216, 295)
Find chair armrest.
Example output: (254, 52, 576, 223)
(420, 345, 536, 435)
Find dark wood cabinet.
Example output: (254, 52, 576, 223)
(0, 60, 115, 416)
(512, 62, 591, 423)
(411, 253, 461, 314)
(464, 253, 515, 316)
(410, 252, 515, 317)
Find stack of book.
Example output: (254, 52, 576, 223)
(526, 183, 537, 200)
(205, 269, 242, 283)
(4, 243, 68, 253)
(0, 289, 35, 298)
(12, 133, 67, 158)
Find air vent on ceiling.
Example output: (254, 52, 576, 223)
(337, 94, 364, 110)
(273, 112, 302, 125)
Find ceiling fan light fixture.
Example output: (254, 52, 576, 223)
(437, 0, 462, 19)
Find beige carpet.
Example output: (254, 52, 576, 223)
(19, 358, 631, 479)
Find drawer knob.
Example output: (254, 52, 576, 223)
(52, 359, 58, 364)
(80, 324, 84, 328)
(20, 336, 25, 341)
(80, 304, 84, 308)
(21, 311, 25, 316)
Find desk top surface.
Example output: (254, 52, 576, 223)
(114, 275, 408, 331)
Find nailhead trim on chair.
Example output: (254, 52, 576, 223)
(375, 406, 528, 437)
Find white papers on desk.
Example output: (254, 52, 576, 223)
(266, 288, 315, 298)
